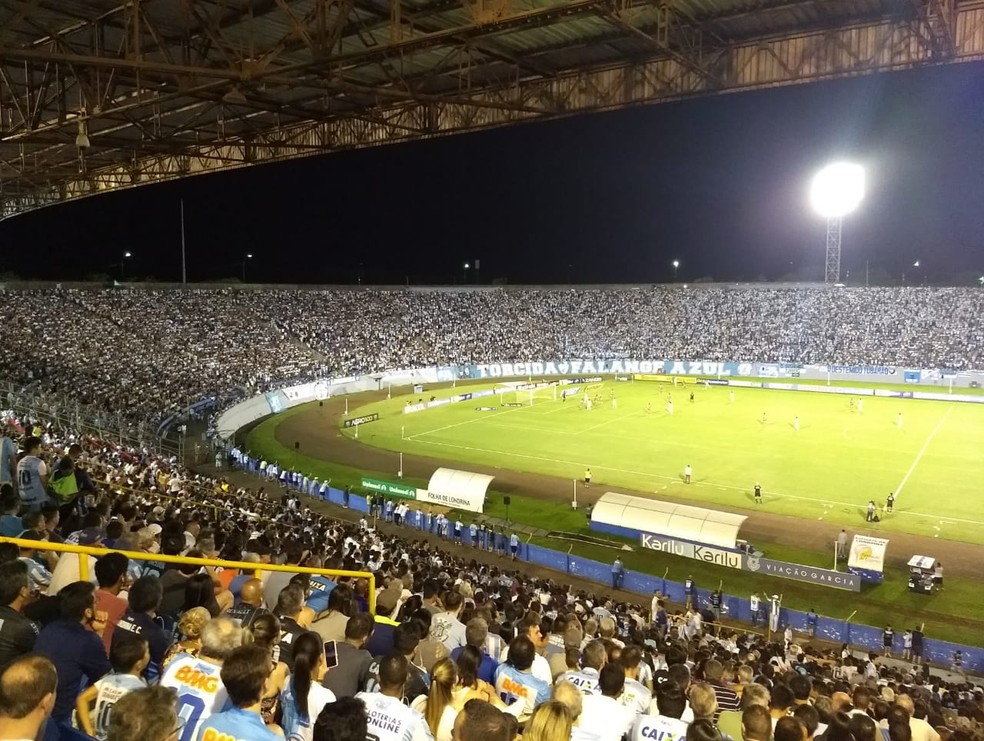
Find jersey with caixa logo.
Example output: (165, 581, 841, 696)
(160, 653, 230, 741)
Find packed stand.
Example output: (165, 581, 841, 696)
(1, 286, 982, 430)
(2, 418, 983, 741)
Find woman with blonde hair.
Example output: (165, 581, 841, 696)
(524, 701, 573, 741)
(161, 606, 210, 670)
(411, 658, 461, 741)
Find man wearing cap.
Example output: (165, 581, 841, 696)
(364, 582, 403, 657)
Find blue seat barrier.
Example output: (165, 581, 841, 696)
(233, 460, 983, 673)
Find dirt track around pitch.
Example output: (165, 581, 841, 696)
(274, 393, 981, 579)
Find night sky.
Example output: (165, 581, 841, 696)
(3, 61, 984, 286)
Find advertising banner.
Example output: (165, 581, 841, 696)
(639, 534, 744, 570)
(360, 477, 416, 499)
(415, 487, 486, 513)
(744, 552, 861, 591)
(343, 413, 379, 428)
(848, 535, 889, 573)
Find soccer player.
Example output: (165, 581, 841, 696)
(858, 398, 864, 414)
(897, 412, 903, 429)
(729, 390, 735, 403)
(886, 492, 895, 512)
(585, 397, 592, 411)
(666, 400, 673, 416)
(866, 500, 876, 522)
(761, 411, 767, 424)
(689, 392, 694, 403)
(793, 416, 799, 431)
(753, 483, 762, 504)
(849, 398, 855, 412)
(684, 464, 692, 484)
(646, 402, 652, 414)
(611, 395, 618, 409)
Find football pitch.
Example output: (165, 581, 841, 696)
(344, 379, 984, 544)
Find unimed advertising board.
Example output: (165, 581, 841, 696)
(360, 477, 416, 499)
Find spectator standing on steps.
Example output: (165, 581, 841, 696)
(684, 576, 697, 610)
(611, 558, 625, 590)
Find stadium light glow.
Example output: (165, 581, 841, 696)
(810, 163, 865, 218)
(811, 162, 865, 285)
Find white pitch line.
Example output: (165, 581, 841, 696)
(576, 412, 643, 435)
(407, 406, 525, 440)
(407, 435, 984, 527)
(894, 405, 952, 499)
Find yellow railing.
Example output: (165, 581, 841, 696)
(0, 537, 376, 613)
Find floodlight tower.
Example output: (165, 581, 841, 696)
(809, 163, 865, 285)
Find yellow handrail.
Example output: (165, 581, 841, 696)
(1, 537, 376, 613)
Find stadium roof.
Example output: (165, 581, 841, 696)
(0, 0, 979, 217)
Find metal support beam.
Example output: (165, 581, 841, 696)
(825, 217, 842, 286)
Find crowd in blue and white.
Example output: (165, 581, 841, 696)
(2, 412, 982, 741)
(1, 286, 982, 428)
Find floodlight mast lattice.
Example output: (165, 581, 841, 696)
(810, 163, 865, 285)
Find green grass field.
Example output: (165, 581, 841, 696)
(344, 378, 984, 544)
(244, 380, 984, 645)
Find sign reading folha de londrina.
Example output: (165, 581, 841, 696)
(640, 533, 860, 591)
(360, 477, 416, 499)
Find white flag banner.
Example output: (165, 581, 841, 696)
(848, 535, 889, 573)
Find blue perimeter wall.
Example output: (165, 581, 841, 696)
(250, 468, 982, 673)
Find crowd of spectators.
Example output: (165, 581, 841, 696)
(1, 412, 983, 741)
(1, 286, 982, 427)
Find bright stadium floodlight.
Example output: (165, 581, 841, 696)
(810, 163, 865, 285)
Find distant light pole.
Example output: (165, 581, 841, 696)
(979, 275, 984, 287)
(672, 260, 680, 282)
(242, 253, 253, 282)
(121, 251, 132, 281)
(463, 262, 470, 282)
(810, 163, 865, 284)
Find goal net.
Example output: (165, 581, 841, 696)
(497, 382, 557, 405)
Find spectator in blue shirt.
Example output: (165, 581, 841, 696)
(450, 619, 499, 685)
(197, 644, 281, 741)
(0, 484, 23, 537)
(34, 581, 112, 722)
(112, 576, 169, 683)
